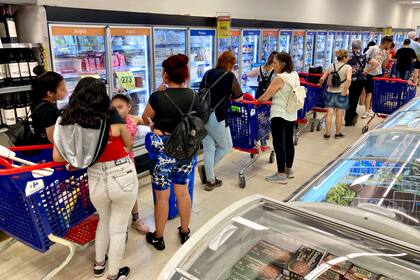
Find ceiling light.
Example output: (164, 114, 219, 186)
(412, 1, 420, 4)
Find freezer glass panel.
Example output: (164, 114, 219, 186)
(241, 30, 261, 82)
(325, 32, 335, 67)
(375, 33, 382, 44)
(189, 29, 215, 89)
(296, 130, 420, 235)
(50, 25, 107, 108)
(349, 32, 362, 50)
(314, 31, 327, 68)
(110, 27, 152, 146)
(377, 98, 420, 129)
(279, 31, 292, 53)
(394, 32, 404, 47)
(153, 28, 187, 88)
(164, 198, 420, 280)
(361, 32, 371, 49)
(292, 31, 305, 72)
(261, 30, 279, 62)
(304, 31, 316, 71)
(217, 30, 240, 79)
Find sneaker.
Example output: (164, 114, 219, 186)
(335, 133, 345, 139)
(285, 168, 295, 179)
(107, 266, 130, 280)
(146, 232, 165, 251)
(197, 165, 207, 184)
(205, 178, 222, 191)
(94, 255, 108, 278)
(178, 227, 191, 244)
(361, 113, 368, 119)
(265, 173, 288, 184)
(131, 219, 149, 234)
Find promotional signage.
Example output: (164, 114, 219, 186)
(115, 71, 135, 90)
(190, 29, 216, 37)
(217, 15, 231, 39)
(384, 27, 392, 36)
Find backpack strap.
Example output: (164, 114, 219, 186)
(163, 90, 196, 117)
(208, 71, 228, 92)
(28, 101, 49, 120)
(267, 70, 274, 81)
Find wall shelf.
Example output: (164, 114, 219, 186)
(0, 85, 32, 95)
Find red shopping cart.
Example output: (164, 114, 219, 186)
(227, 94, 273, 188)
(294, 80, 327, 145)
(362, 77, 417, 133)
(0, 145, 98, 279)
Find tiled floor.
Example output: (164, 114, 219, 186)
(0, 108, 381, 280)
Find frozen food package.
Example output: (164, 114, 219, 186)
(344, 265, 378, 280)
(322, 254, 352, 275)
(284, 246, 325, 279)
(319, 269, 342, 280)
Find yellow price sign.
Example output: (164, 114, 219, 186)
(115, 71, 135, 90)
(217, 15, 231, 39)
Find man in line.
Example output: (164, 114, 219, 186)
(407, 31, 420, 85)
(394, 39, 417, 80)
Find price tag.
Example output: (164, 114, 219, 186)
(115, 71, 135, 90)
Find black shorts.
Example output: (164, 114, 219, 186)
(365, 74, 381, 94)
(414, 60, 420, 70)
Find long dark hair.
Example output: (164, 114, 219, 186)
(31, 71, 63, 103)
(60, 77, 110, 129)
(275, 52, 294, 73)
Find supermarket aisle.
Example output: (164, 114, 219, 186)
(0, 112, 381, 280)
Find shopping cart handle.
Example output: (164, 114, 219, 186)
(0, 157, 12, 169)
(298, 72, 323, 77)
(300, 80, 322, 88)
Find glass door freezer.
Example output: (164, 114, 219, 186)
(291, 30, 305, 72)
(189, 29, 216, 90)
(261, 30, 279, 62)
(314, 31, 327, 69)
(304, 31, 316, 71)
(325, 31, 335, 68)
(279, 30, 292, 53)
(348, 31, 361, 50)
(217, 29, 241, 79)
(159, 195, 420, 280)
(153, 27, 187, 89)
(361, 31, 371, 49)
(241, 29, 261, 86)
(109, 26, 152, 146)
(49, 24, 108, 109)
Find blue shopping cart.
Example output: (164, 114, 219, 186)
(0, 145, 98, 279)
(227, 94, 274, 188)
(362, 77, 417, 133)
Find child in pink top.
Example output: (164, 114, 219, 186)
(112, 94, 150, 234)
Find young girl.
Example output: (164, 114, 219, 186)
(112, 94, 150, 234)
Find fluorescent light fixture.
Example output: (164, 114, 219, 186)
(412, 1, 420, 4)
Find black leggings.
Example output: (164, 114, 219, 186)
(345, 80, 365, 125)
(271, 117, 295, 173)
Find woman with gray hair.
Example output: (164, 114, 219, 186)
(345, 40, 367, 126)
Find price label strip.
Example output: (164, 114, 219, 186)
(81, 74, 101, 79)
(115, 71, 135, 90)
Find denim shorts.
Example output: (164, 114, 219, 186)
(148, 134, 193, 191)
(325, 92, 349, 109)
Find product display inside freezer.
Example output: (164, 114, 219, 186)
(297, 131, 420, 232)
(261, 31, 279, 62)
(314, 32, 327, 68)
(190, 30, 215, 89)
(279, 32, 292, 53)
(218, 33, 240, 79)
(241, 31, 260, 84)
(325, 33, 335, 68)
(168, 200, 419, 280)
(292, 32, 305, 72)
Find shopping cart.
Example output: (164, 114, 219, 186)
(294, 80, 326, 145)
(0, 145, 98, 280)
(362, 77, 417, 133)
(227, 94, 273, 188)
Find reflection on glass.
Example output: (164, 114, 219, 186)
(304, 31, 316, 71)
(279, 31, 292, 53)
(241, 30, 261, 84)
(218, 30, 240, 79)
(314, 32, 327, 68)
(325, 32, 335, 67)
(261, 31, 279, 62)
(189, 30, 215, 89)
(292, 31, 305, 72)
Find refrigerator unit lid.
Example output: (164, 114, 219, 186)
(159, 195, 420, 280)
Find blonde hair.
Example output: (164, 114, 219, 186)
(335, 49, 348, 61)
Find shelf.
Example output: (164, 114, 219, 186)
(114, 66, 147, 72)
(126, 87, 148, 94)
(1, 43, 40, 49)
(191, 61, 208, 66)
(0, 128, 7, 133)
(0, 85, 32, 95)
(112, 45, 146, 51)
(154, 43, 185, 48)
(61, 71, 106, 79)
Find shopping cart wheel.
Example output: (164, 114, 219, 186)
(362, 126, 369, 134)
(310, 123, 315, 132)
(250, 153, 256, 159)
(239, 175, 246, 189)
(316, 123, 321, 131)
(269, 151, 275, 164)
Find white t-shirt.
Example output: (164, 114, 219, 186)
(364, 45, 387, 76)
(326, 62, 352, 94)
(270, 71, 300, 121)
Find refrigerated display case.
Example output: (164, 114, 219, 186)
(153, 27, 187, 88)
(110, 27, 152, 146)
(241, 29, 261, 79)
(279, 30, 292, 53)
(348, 31, 361, 49)
(377, 98, 420, 129)
(374, 32, 382, 44)
(314, 31, 327, 68)
(261, 30, 279, 62)
(159, 195, 420, 280)
(291, 31, 305, 72)
(394, 32, 405, 47)
(189, 29, 216, 89)
(49, 24, 107, 108)
(325, 31, 335, 67)
(217, 29, 241, 78)
(333, 32, 349, 61)
(304, 31, 316, 71)
(361, 31, 371, 49)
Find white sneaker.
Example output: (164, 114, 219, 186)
(361, 113, 368, 119)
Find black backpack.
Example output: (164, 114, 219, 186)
(5, 102, 47, 146)
(163, 92, 207, 160)
(197, 71, 228, 123)
(331, 64, 347, 87)
(255, 66, 274, 99)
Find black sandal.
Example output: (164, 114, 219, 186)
(323, 134, 330, 139)
(178, 227, 191, 244)
(335, 133, 345, 139)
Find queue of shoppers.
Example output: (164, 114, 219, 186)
(25, 30, 418, 279)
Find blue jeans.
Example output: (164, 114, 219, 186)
(202, 112, 233, 181)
